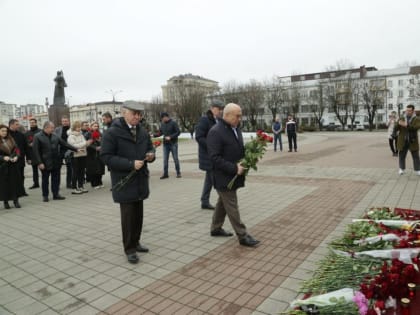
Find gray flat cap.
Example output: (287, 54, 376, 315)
(122, 100, 145, 111)
(210, 99, 224, 109)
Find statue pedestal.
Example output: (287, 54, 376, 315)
(48, 105, 70, 127)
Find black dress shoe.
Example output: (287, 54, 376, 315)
(29, 185, 40, 189)
(176, 173, 182, 178)
(127, 253, 139, 264)
(22, 192, 29, 197)
(160, 175, 169, 179)
(13, 200, 21, 208)
(4, 201, 10, 209)
(43, 197, 49, 202)
(211, 228, 233, 237)
(239, 234, 260, 247)
(53, 195, 66, 200)
(136, 244, 149, 253)
(202, 204, 215, 210)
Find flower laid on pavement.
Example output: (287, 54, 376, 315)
(284, 206, 420, 315)
(227, 130, 273, 190)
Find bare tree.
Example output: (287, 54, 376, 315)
(220, 81, 240, 104)
(172, 83, 206, 138)
(239, 80, 265, 130)
(289, 82, 302, 118)
(325, 81, 349, 130)
(264, 77, 286, 122)
(146, 95, 168, 133)
(308, 82, 327, 130)
(360, 79, 385, 131)
(345, 76, 361, 130)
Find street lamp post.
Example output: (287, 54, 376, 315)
(106, 89, 123, 117)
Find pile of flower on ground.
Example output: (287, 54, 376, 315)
(283, 207, 420, 315)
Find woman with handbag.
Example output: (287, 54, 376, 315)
(67, 121, 92, 194)
(0, 124, 24, 209)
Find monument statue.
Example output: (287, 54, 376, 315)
(48, 70, 70, 126)
(53, 70, 67, 105)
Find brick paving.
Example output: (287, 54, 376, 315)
(1, 131, 420, 315)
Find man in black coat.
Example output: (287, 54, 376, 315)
(159, 112, 181, 179)
(207, 103, 260, 247)
(32, 121, 79, 202)
(195, 100, 224, 210)
(9, 119, 28, 196)
(286, 114, 298, 152)
(25, 118, 41, 189)
(54, 116, 72, 188)
(100, 102, 155, 264)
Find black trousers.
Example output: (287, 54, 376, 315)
(90, 175, 103, 187)
(71, 157, 86, 189)
(41, 168, 60, 198)
(388, 138, 397, 154)
(120, 201, 143, 254)
(288, 132, 297, 151)
(31, 164, 39, 186)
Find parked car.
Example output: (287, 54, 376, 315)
(324, 123, 340, 131)
(347, 121, 365, 131)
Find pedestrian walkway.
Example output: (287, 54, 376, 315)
(1, 131, 419, 314)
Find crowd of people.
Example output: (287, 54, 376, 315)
(6, 102, 419, 264)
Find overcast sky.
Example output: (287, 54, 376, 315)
(1, 0, 419, 106)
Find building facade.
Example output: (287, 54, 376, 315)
(162, 73, 220, 105)
(0, 102, 16, 125)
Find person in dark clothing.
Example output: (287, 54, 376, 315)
(0, 125, 24, 209)
(285, 115, 297, 152)
(86, 122, 105, 188)
(195, 100, 224, 210)
(25, 118, 41, 189)
(207, 103, 260, 247)
(395, 105, 420, 175)
(272, 117, 283, 152)
(32, 121, 79, 202)
(81, 121, 91, 140)
(102, 112, 113, 130)
(101, 102, 155, 264)
(159, 112, 181, 179)
(54, 116, 72, 188)
(9, 119, 28, 196)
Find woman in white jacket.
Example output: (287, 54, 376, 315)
(67, 121, 92, 194)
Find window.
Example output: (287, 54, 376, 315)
(388, 90, 393, 98)
(388, 80, 393, 87)
(399, 90, 404, 97)
(398, 79, 404, 86)
(388, 103, 393, 110)
(410, 90, 414, 97)
(409, 78, 415, 84)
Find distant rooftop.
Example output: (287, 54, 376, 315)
(168, 73, 218, 84)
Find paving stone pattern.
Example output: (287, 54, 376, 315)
(1, 132, 420, 315)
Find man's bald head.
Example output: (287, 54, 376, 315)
(223, 103, 242, 127)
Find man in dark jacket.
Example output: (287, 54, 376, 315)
(25, 118, 41, 189)
(32, 121, 79, 202)
(159, 112, 181, 179)
(395, 104, 420, 175)
(286, 115, 297, 152)
(207, 103, 260, 247)
(195, 100, 224, 209)
(101, 102, 155, 264)
(9, 119, 28, 196)
(54, 116, 72, 188)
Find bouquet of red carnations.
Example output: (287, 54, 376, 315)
(227, 130, 273, 190)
